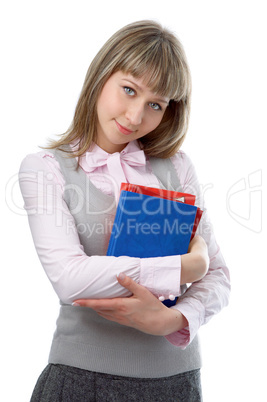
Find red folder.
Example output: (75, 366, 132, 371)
(120, 183, 195, 205)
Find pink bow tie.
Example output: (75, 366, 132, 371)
(84, 147, 146, 189)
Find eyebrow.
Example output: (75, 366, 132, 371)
(122, 79, 169, 104)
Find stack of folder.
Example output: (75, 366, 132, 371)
(107, 184, 203, 307)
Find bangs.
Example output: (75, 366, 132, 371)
(117, 37, 189, 101)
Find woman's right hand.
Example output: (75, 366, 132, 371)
(180, 235, 209, 284)
(73, 273, 188, 336)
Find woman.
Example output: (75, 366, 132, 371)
(19, 20, 230, 401)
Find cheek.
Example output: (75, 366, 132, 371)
(99, 92, 122, 119)
(97, 83, 115, 115)
(146, 113, 164, 132)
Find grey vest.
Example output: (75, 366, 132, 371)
(48, 147, 201, 378)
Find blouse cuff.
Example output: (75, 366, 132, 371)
(139, 255, 182, 300)
(165, 298, 205, 348)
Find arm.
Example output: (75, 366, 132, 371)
(165, 152, 231, 347)
(166, 238, 230, 347)
(181, 235, 209, 284)
(19, 152, 184, 304)
(74, 273, 189, 336)
(73, 236, 209, 336)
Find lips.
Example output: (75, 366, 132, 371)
(115, 120, 134, 135)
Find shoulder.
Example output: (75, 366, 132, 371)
(170, 150, 197, 185)
(170, 149, 193, 167)
(20, 150, 55, 171)
(19, 150, 64, 186)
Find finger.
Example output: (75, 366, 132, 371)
(117, 273, 146, 296)
(72, 298, 119, 310)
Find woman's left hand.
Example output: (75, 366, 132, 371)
(73, 273, 188, 336)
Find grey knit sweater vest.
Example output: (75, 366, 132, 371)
(48, 147, 201, 378)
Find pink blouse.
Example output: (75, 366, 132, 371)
(19, 140, 230, 348)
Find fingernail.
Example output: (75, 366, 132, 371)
(72, 302, 80, 307)
(117, 272, 126, 281)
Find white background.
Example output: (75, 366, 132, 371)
(1, 1, 266, 401)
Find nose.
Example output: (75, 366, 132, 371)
(125, 103, 144, 126)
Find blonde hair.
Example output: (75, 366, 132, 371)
(47, 20, 191, 158)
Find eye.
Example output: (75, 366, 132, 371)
(149, 102, 162, 111)
(123, 86, 135, 96)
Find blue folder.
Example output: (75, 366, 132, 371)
(107, 191, 198, 307)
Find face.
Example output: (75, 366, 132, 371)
(96, 71, 169, 153)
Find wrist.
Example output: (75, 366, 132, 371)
(181, 253, 208, 284)
(181, 236, 209, 284)
(162, 308, 188, 336)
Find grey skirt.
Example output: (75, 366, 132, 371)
(30, 364, 202, 402)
